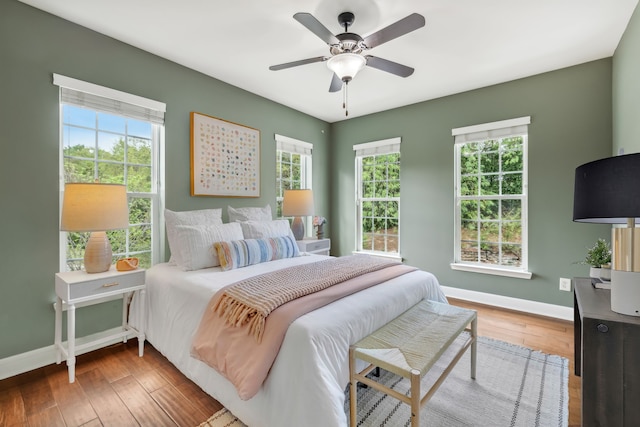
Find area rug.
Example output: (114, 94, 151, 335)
(198, 335, 569, 427)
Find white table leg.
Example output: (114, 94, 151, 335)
(138, 288, 146, 357)
(54, 297, 62, 364)
(122, 292, 129, 343)
(67, 303, 76, 383)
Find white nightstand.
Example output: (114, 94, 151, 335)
(296, 238, 331, 255)
(54, 267, 146, 383)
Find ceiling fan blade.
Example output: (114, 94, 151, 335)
(294, 12, 340, 45)
(365, 56, 414, 77)
(329, 73, 343, 92)
(269, 56, 327, 71)
(363, 13, 425, 49)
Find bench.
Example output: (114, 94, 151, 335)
(349, 299, 477, 427)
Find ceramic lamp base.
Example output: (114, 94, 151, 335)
(84, 231, 113, 273)
(291, 217, 304, 241)
(611, 269, 640, 316)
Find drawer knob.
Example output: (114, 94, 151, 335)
(596, 323, 609, 333)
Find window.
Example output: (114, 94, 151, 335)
(55, 74, 165, 271)
(354, 138, 401, 257)
(275, 133, 312, 219)
(452, 117, 531, 279)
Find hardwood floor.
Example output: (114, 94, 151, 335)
(0, 299, 580, 427)
(0, 342, 223, 427)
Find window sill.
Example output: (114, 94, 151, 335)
(450, 263, 532, 279)
(352, 250, 403, 262)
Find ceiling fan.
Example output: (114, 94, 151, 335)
(269, 11, 426, 115)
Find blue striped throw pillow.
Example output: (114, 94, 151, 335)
(214, 235, 300, 271)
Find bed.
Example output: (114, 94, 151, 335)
(130, 254, 446, 427)
(129, 207, 447, 426)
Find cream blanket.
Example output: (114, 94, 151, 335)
(191, 256, 417, 400)
(213, 255, 401, 342)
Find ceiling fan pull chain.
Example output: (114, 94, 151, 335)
(344, 81, 349, 116)
(343, 83, 346, 109)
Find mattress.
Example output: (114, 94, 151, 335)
(130, 254, 447, 427)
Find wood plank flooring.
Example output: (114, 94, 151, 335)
(0, 298, 580, 426)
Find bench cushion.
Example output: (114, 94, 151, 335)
(354, 300, 476, 377)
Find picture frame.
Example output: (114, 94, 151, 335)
(190, 112, 260, 197)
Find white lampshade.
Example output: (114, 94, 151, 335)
(61, 183, 129, 231)
(327, 53, 366, 82)
(61, 183, 129, 273)
(283, 189, 314, 217)
(283, 189, 314, 241)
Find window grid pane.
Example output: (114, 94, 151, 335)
(456, 134, 526, 269)
(357, 150, 400, 255)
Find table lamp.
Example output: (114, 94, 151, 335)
(61, 183, 129, 273)
(282, 189, 314, 241)
(573, 153, 640, 316)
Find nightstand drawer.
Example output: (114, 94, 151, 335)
(56, 269, 145, 302)
(296, 238, 331, 255)
(304, 240, 329, 252)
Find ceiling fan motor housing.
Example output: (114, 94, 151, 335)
(330, 33, 364, 55)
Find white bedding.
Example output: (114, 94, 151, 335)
(130, 254, 446, 427)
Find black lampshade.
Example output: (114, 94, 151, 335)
(573, 153, 640, 224)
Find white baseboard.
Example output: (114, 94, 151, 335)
(0, 327, 126, 381)
(441, 286, 574, 321)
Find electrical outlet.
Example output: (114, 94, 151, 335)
(559, 278, 572, 292)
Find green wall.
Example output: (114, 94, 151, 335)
(331, 60, 613, 307)
(1, 0, 636, 362)
(613, 2, 640, 154)
(0, 1, 330, 359)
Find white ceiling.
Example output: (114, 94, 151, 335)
(20, 0, 638, 123)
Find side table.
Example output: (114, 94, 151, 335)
(574, 278, 640, 426)
(54, 267, 146, 383)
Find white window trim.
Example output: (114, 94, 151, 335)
(352, 250, 403, 261)
(55, 74, 166, 270)
(53, 74, 166, 113)
(353, 137, 401, 257)
(275, 134, 312, 157)
(451, 117, 531, 279)
(450, 262, 532, 279)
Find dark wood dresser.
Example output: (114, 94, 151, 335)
(574, 278, 640, 426)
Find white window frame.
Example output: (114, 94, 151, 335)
(275, 134, 313, 235)
(353, 137, 401, 260)
(451, 116, 531, 279)
(55, 74, 166, 271)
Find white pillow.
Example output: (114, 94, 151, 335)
(240, 219, 295, 240)
(227, 204, 272, 222)
(165, 208, 223, 265)
(174, 222, 243, 271)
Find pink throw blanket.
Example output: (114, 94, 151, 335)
(190, 262, 417, 400)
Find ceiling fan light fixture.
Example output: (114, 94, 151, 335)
(327, 53, 366, 81)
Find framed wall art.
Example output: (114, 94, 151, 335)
(190, 112, 260, 197)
